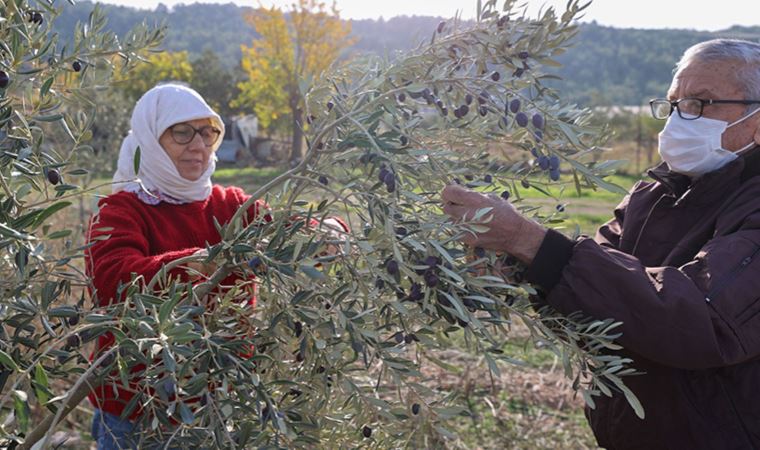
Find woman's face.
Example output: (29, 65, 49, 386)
(158, 118, 219, 181)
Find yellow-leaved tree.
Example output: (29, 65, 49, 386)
(233, 0, 355, 162)
(116, 51, 194, 101)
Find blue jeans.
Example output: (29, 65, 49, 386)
(91, 409, 139, 450)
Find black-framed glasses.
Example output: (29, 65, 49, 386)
(168, 123, 222, 146)
(649, 98, 760, 120)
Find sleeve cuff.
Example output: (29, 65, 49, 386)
(524, 228, 576, 291)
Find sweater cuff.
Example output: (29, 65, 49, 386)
(524, 228, 575, 291)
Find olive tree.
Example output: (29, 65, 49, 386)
(2, 0, 639, 449)
(0, 1, 162, 448)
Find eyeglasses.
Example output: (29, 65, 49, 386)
(168, 123, 222, 146)
(649, 98, 760, 120)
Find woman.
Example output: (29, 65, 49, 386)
(86, 84, 267, 449)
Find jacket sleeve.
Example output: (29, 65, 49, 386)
(525, 205, 760, 370)
(526, 187, 634, 291)
(86, 196, 200, 306)
(595, 184, 635, 249)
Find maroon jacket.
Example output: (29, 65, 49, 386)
(526, 148, 760, 450)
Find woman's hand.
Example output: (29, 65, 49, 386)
(441, 184, 546, 264)
(186, 249, 218, 281)
(319, 217, 348, 257)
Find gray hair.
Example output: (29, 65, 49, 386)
(675, 39, 760, 109)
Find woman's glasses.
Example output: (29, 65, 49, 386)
(168, 123, 222, 146)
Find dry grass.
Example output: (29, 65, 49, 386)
(420, 322, 599, 450)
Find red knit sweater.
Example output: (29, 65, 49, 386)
(85, 185, 264, 420)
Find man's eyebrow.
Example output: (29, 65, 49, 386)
(687, 89, 716, 99)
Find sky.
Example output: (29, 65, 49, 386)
(99, 0, 759, 32)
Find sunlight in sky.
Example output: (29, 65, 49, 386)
(100, 0, 759, 31)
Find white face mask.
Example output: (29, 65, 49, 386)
(658, 108, 760, 177)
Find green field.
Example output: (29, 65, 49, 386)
(212, 165, 640, 237)
(513, 173, 641, 236)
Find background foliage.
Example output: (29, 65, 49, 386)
(114, 50, 192, 101)
(52, 1, 760, 106)
(233, 0, 355, 159)
(48, 0, 760, 177)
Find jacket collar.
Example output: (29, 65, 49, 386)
(647, 145, 760, 205)
(740, 145, 760, 183)
(647, 162, 691, 198)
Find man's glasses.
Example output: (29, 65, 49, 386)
(649, 98, 760, 120)
(168, 123, 222, 146)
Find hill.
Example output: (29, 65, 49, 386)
(53, 2, 760, 106)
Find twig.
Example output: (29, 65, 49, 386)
(222, 86, 408, 242)
(0, 322, 119, 414)
(209, 392, 237, 449)
(19, 347, 117, 450)
(145, 254, 203, 291)
(0, 175, 20, 208)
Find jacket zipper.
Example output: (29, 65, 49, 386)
(631, 194, 671, 256)
(705, 244, 760, 303)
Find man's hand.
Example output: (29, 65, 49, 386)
(441, 184, 547, 264)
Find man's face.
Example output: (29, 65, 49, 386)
(668, 60, 760, 151)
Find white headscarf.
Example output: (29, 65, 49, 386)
(112, 83, 225, 203)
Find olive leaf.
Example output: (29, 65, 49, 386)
(133, 145, 141, 175)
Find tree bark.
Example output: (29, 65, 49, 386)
(290, 101, 304, 164)
(18, 379, 92, 450)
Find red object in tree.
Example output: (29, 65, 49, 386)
(85, 185, 265, 420)
(85, 185, 348, 421)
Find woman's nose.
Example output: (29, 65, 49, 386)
(187, 132, 208, 151)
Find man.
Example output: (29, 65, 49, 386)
(442, 39, 760, 449)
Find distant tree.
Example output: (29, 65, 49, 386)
(115, 50, 194, 101)
(54, 2, 256, 68)
(88, 89, 134, 168)
(233, 0, 355, 161)
(189, 49, 241, 119)
(86, 51, 194, 163)
(89, 50, 242, 164)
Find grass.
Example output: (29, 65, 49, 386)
(212, 165, 286, 193)
(434, 325, 599, 449)
(514, 173, 641, 202)
(452, 389, 596, 450)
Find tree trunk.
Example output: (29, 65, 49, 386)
(636, 114, 642, 173)
(290, 101, 304, 163)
